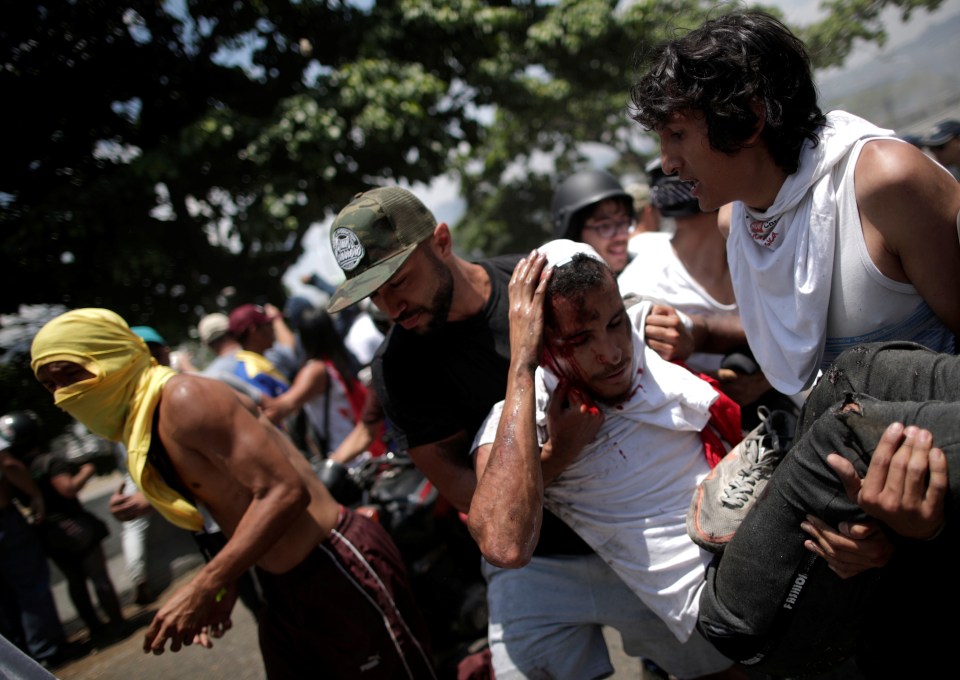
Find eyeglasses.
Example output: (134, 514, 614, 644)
(582, 218, 636, 239)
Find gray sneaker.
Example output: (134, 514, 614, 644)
(686, 407, 797, 553)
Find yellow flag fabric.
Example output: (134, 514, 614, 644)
(234, 349, 289, 385)
(31, 309, 204, 531)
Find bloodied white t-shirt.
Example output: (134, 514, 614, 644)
(473, 303, 719, 642)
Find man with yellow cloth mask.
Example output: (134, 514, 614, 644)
(30, 308, 436, 679)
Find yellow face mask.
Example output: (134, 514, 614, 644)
(32, 308, 154, 440)
(31, 308, 203, 531)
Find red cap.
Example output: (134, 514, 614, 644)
(228, 304, 276, 337)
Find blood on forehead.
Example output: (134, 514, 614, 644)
(547, 293, 600, 341)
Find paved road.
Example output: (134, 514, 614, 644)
(46, 471, 643, 679)
(43, 470, 261, 680)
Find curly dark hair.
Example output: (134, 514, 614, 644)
(629, 10, 825, 174)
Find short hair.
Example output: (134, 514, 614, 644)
(545, 254, 615, 331)
(568, 196, 635, 242)
(630, 10, 825, 174)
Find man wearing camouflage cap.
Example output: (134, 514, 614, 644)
(328, 186, 663, 679)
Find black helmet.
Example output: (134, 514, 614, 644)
(0, 410, 42, 456)
(551, 169, 633, 241)
(647, 160, 701, 218)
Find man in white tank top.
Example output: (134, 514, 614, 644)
(630, 11, 960, 398)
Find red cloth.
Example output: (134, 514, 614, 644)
(327, 362, 387, 457)
(672, 363, 743, 468)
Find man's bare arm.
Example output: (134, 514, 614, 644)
(48, 462, 96, 499)
(261, 358, 327, 425)
(407, 432, 477, 514)
(469, 364, 544, 569)
(469, 252, 553, 568)
(690, 313, 751, 356)
(857, 139, 960, 337)
(145, 376, 312, 653)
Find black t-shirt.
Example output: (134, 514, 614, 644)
(373, 254, 591, 556)
(27, 453, 86, 521)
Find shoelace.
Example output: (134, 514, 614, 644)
(720, 434, 777, 508)
(719, 406, 795, 508)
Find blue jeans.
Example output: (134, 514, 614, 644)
(0, 506, 65, 662)
(698, 342, 960, 677)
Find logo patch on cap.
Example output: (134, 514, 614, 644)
(332, 228, 365, 271)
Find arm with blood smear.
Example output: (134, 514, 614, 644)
(468, 251, 553, 566)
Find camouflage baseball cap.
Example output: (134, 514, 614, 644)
(327, 186, 437, 313)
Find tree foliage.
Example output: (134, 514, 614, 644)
(452, 0, 949, 255)
(2, 0, 947, 345)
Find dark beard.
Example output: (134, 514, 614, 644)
(425, 249, 454, 333)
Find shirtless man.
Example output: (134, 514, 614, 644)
(30, 308, 433, 679)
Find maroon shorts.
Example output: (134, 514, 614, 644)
(256, 506, 434, 679)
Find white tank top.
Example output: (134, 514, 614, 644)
(824, 139, 955, 368)
(621, 232, 737, 373)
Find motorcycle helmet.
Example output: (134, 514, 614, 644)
(551, 169, 634, 241)
(647, 160, 701, 218)
(0, 410, 42, 457)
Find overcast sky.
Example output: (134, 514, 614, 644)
(777, 0, 960, 70)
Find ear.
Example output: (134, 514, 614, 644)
(745, 98, 766, 146)
(432, 223, 453, 257)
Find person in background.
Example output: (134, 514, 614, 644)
(109, 326, 170, 607)
(301, 270, 362, 338)
(897, 133, 925, 150)
(4, 410, 128, 647)
(625, 177, 660, 234)
(620, 161, 799, 430)
(130, 326, 170, 367)
(30, 308, 435, 679)
(263, 307, 383, 465)
(343, 300, 387, 372)
(630, 10, 960, 402)
(920, 118, 960, 181)
(0, 421, 74, 670)
(622, 161, 740, 375)
(194, 313, 273, 407)
(330, 312, 397, 468)
(226, 304, 294, 398)
(550, 169, 637, 276)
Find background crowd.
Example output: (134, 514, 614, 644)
(2, 8, 960, 680)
